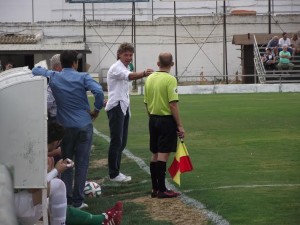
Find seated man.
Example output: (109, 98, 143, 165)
(277, 44, 294, 71)
(261, 48, 276, 71)
(14, 122, 69, 225)
(278, 32, 293, 55)
(267, 35, 279, 55)
(291, 33, 300, 56)
(14, 122, 123, 225)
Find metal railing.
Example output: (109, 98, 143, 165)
(253, 35, 267, 84)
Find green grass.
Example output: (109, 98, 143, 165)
(88, 93, 300, 225)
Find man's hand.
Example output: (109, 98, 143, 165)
(48, 146, 62, 157)
(144, 68, 154, 77)
(89, 109, 100, 121)
(103, 99, 108, 107)
(55, 159, 68, 174)
(177, 125, 185, 139)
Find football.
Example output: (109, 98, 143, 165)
(84, 181, 102, 197)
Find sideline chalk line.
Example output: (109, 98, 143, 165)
(186, 184, 300, 191)
(94, 128, 230, 225)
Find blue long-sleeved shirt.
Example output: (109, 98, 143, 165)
(32, 66, 104, 128)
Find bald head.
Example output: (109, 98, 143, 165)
(158, 52, 174, 69)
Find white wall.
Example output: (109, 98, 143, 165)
(0, 1, 299, 81)
(1, 14, 299, 80)
(136, 83, 300, 95)
(0, 0, 299, 22)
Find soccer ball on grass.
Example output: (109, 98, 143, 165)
(84, 181, 101, 197)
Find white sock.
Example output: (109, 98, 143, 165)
(49, 178, 67, 225)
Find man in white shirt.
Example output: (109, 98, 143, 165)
(278, 32, 293, 55)
(105, 42, 153, 182)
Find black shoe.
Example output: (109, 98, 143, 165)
(157, 189, 180, 198)
(151, 190, 158, 198)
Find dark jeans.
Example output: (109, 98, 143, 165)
(60, 123, 93, 207)
(107, 104, 129, 179)
(264, 63, 276, 71)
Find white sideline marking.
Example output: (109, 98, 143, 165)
(93, 128, 230, 225)
(190, 184, 300, 191)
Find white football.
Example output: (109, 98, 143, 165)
(84, 181, 101, 197)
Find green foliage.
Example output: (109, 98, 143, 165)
(90, 93, 300, 225)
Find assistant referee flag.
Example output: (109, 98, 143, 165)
(168, 139, 193, 186)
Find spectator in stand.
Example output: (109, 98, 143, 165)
(278, 32, 293, 55)
(277, 44, 294, 71)
(291, 33, 300, 57)
(267, 36, 279, 55)
(262, 48, 276, 71)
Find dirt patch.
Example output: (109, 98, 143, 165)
(90, 156, 208, 224)
(130, 196, 208, 225)
(90, 158, 108, 169)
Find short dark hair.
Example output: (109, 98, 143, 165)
(60, 50, 78, 68)
(159, 53, 173, 67)
(283, 32, 287, 36)
(117, 43, 134, 57)
(48, 122, 64, 144)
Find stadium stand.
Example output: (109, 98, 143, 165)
(254, 34, 300, 84)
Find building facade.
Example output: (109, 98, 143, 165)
(0, 0, 299, 83)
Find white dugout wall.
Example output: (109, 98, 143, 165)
(0, 67, 47, 188)
(0, 67, 49, 225)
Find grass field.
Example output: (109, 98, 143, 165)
(88, 93, 300, 225)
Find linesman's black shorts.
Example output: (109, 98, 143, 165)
(149, 115, 177, 154)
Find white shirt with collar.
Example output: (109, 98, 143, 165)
(105, 60, 131, 116)
(278, 38, 291, 47)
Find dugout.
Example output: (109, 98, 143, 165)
(0, 30, 91, 72)
(0, 67, 49, 224)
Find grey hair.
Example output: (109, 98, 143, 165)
(50, 54, 61, 69)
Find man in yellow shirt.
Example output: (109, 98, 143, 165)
(144, 52, 185, 198)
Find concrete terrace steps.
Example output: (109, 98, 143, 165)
(258, 46, 300, 83)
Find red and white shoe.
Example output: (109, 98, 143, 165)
(103, 201, 123, 225)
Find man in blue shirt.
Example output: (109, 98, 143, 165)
(32, 50, 104, 209)
(267, 35, 279, 55)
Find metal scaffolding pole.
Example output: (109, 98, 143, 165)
(174, 1, 178, 79)
(223, 0, 228, 83)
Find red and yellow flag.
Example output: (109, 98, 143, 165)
(168, 139, 193, 186)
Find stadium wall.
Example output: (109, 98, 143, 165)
(137, 83, 300, 94)
(0, 0, 299, 22)
(0, 14, 299, 81)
